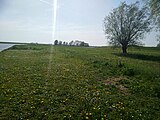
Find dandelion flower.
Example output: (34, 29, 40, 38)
(86, 116, 89, 119)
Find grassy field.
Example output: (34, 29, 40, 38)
(0, 44, 160, 120)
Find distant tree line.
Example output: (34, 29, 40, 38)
(54, 40, 89, 47)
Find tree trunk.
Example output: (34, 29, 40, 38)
(122, 45, 127, 54)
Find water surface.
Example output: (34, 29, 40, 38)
(0, 44, 15, 52)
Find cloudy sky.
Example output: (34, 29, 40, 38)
(0, 0, 158, 46)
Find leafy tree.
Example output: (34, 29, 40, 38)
(144, 0, 160, 28)
(80, 42, 85, 46)
(65, 42, 68, 46)
(69, 41, 74, 46)
(157, 38, 160, 47)
(143, 0, 160, 41)
(54, 40, 58, 45)
(84, 43, 89, 47)
(63, 42, 66, 46)
(59, 41, 62, 45)
(104, 2, 151, 53)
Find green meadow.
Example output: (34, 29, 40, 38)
(0, 44, 160, 119)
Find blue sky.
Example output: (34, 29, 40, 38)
(0, 0, 158, 46)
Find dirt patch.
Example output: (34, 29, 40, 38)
(101, 76, 130, 95)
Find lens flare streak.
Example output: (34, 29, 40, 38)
(48, 0, 58, 77)
(39, 0, 58, 77)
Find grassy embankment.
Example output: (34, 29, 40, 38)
(0, 44, 160, 119)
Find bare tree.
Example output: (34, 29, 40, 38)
(104, 2, 151, 53)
